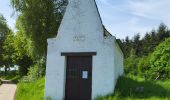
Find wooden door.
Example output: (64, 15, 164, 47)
(65, 56, 92, 100)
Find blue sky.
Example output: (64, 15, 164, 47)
(0, 0, 170, 39)
(0, 0, 16, 32)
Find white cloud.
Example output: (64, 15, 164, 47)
(127, 0, 170, 20)
(96, 0, 170, 39)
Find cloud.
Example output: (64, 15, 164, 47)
(96, 0, 170, 39)
(127, 0, 170, 20)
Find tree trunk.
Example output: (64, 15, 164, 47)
(4, 65, 7, 76)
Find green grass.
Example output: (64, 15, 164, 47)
(15, 76, 170, 100)
(16, 77, 45, 100)
(97, 76, 170, 100)
(0, 75, 20, 83)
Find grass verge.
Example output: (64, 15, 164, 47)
(97, 76, 170, 100)
(16, 77, 45, 100)
(15, 76, 170, 100)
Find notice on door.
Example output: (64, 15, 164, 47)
(82, 71, 88, 79)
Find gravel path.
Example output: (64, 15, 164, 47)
(0, 81, 16, 100)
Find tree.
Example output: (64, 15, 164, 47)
(148, 37, 170, 80)
(123, 23, 170, 58)
(132, 33, 142, 56)
(123, 36, 132, 57)
(10, 0, 67, 77)
(157, 23, 170, 42)
(0, 15, 9, 67)
(2, 32, 16, 75)
(123, 23, 170, 78)
(13, 31, 33, 76)
(11, 0, 65, 58)
(141, 33, 151, 55)
(0, 14, 13, 74)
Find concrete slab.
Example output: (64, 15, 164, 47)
(0, 83, 16, 100)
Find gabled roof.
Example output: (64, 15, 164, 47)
(61, 0, 124, 55)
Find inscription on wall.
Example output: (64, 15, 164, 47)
(73, 34, 86, 41)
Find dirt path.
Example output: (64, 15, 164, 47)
(0, 81, 16, 100)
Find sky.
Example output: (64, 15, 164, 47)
(0, 0, 170, 39)
(0, 0, 16, 32)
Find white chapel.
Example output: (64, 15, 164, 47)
(45, 0, 124, 100)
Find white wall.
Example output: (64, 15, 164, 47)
(114, 41, 124, 81)
(45, 0, 124, 100)
(45, 36, 118, 100)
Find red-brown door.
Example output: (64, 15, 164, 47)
(65, 56, 92, 100)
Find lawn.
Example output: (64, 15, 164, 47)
(97, 76, 170, 100)
(15, 76, 170, 100)
(16, 77, 45, 100)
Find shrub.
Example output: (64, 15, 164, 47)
(125, 38, 170, 80)
(17, 55, 33, 76)
(20, 58, 45, 82)
(124, 55, 140, 76)
(137, 56, 150, 78)
(148, 38, 170, 80)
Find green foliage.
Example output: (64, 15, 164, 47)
(13, 31, 30, 59)
(124, 55, 140, 76)
(124, 23, 170, 80)
(9, 0, 65, 78)
(11, 0, 63, 58)
(147, 38, 170, 80)
(123, 23, 170, 58)
(46, 96, 52, 100)
(0, 14, 9, 38)
(20, 59, 45, 82)
(125, 37, 170, 80)
(8, 75, 20, 83)
(0, 74, 20, 83)
(2, 32, 15, 69)
(96, 76, 170, 100)
(0, 14, 15, 75)
(16, 77, 45, 100)
(17, 55, 33, 76)
(0, 14, 9, 66)
(137, 56, 150, 76)
(11, 31, 33, 76)
(2, 32, 15, 61)
(0, 15, 31, 77)
(125, 55, 150, 77)
(0, 78, 2, 85)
